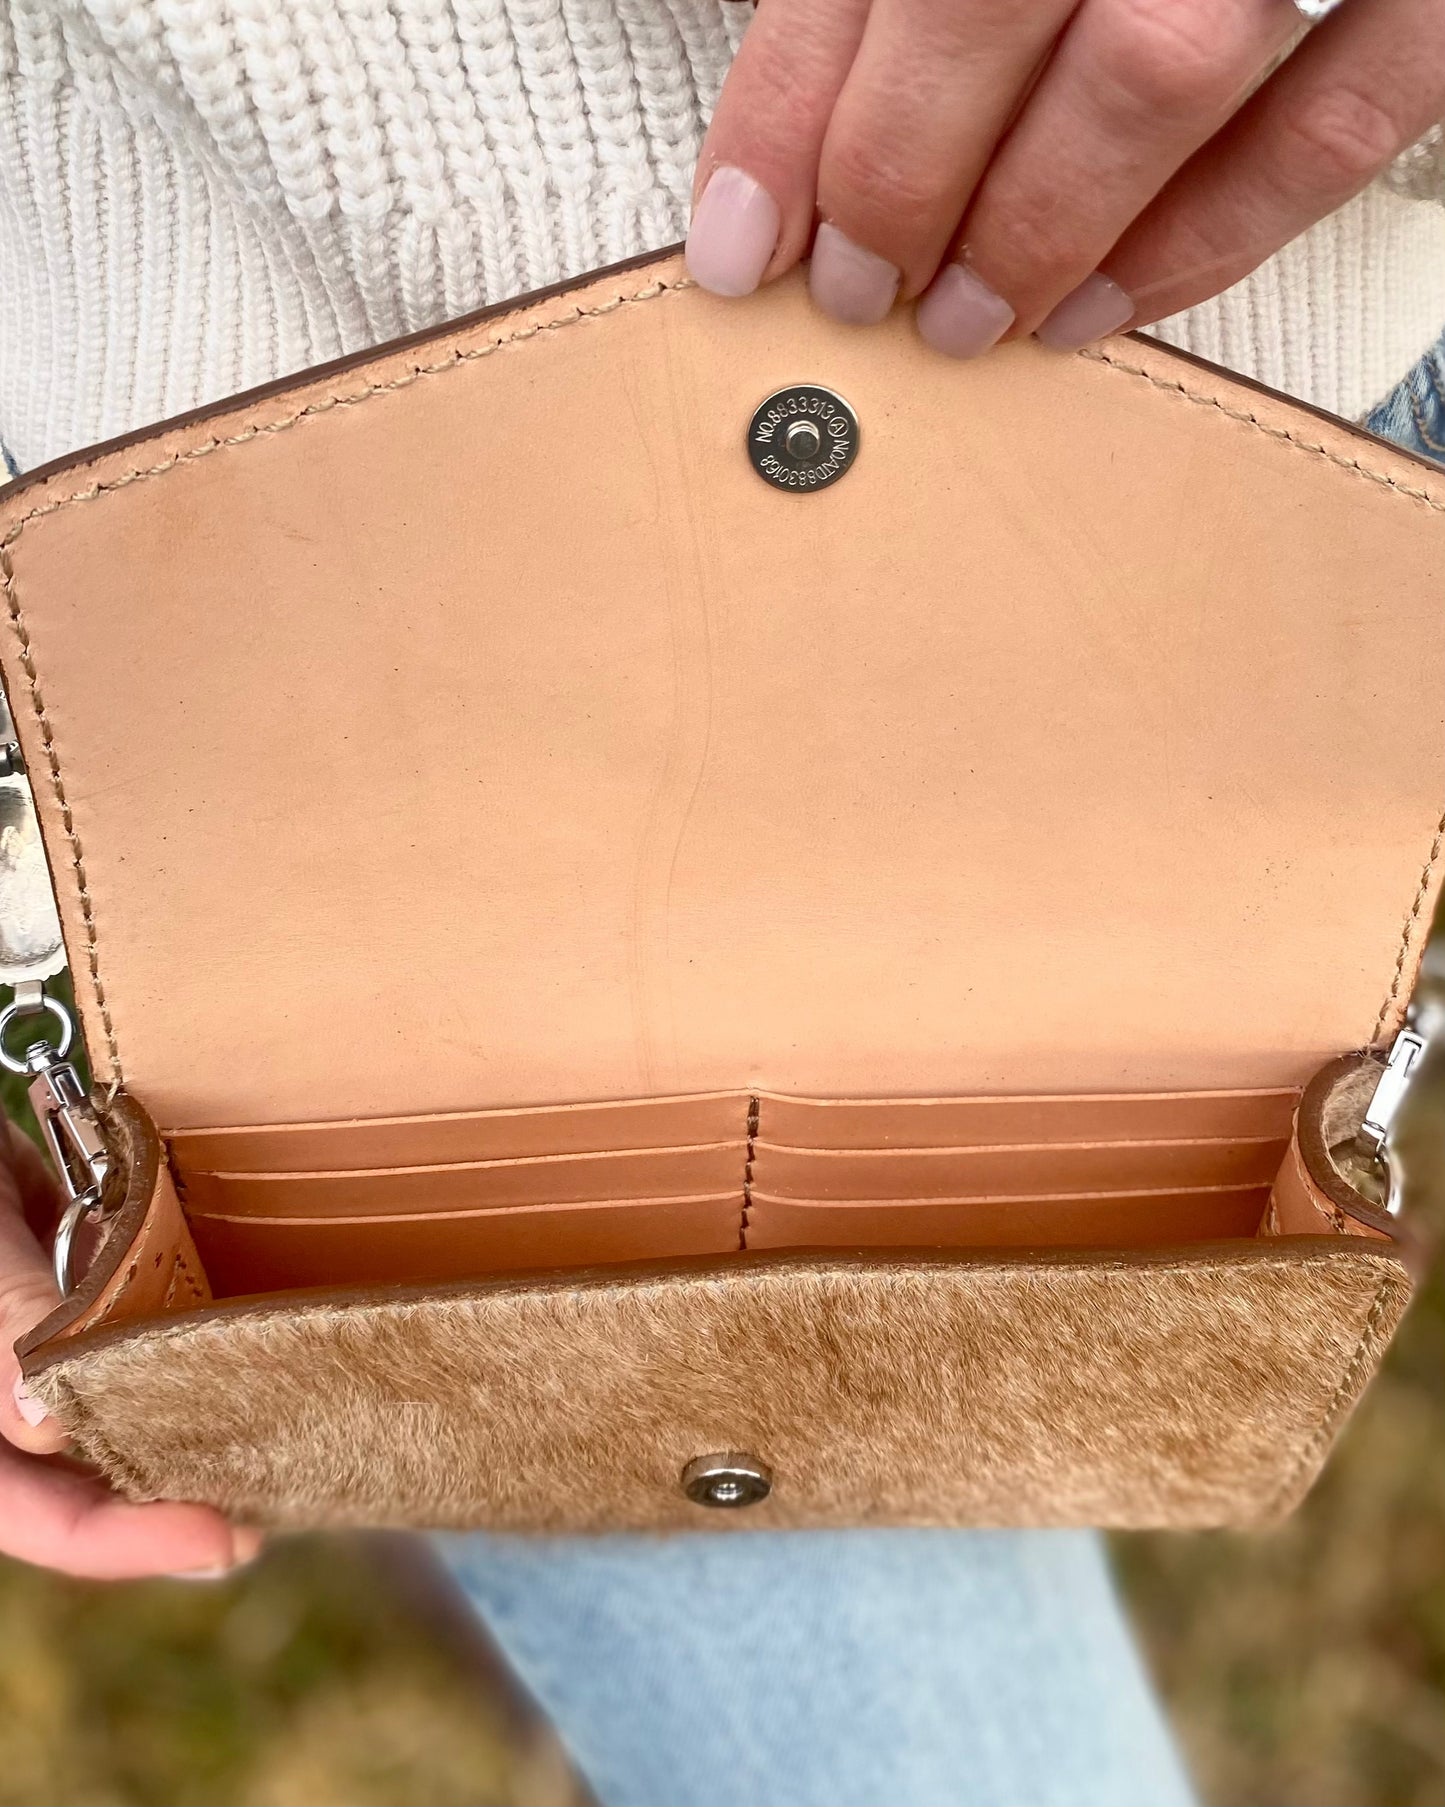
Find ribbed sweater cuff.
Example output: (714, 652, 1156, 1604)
(1149, 185, 1445, 423)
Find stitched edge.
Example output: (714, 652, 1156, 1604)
(0, 532, 123, 1083)
(1262, 1271, 1399, 1520)
(739, 1095, 759, 1250)
(2, 284, 1443, 1077)
(1082, 343, 1445, 1041)
(0, 273, 693, 1081)
(1080, 345, 1445, 518)
(1369, 805, 1445, 1044)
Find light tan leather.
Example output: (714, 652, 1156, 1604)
(22, 1241, 1411, 1532)
(2, 257, 1443, 1129)
(750, 1136, 1286, 1198)
(164, 1083, 1297, 1295)
(180, 1141, 746, 1214)
(166, 1086, 1299, 1168)
(188, 1193, 747, 1291)
(745, 1187, 1269, 1250)
(3, 251, 1428, 1532)
(757, 1089, 1300, 1149)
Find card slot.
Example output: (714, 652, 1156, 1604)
(189, 1193, 746, 1292)
(169, 1088, 1301, 1174)
(744, 1187, 1271, 1250)
(750, 1138, 1287, 1200)
(170, 1092, 751, 1173)
(181, 1143, 746, 1216)
(757, 1090, 1298, 1149)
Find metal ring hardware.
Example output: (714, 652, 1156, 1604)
(0, 991, 74, 1074)
(52, 1195, 98, 1297)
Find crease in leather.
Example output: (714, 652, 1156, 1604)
(2, 262, 1445, 1120)
(0, 243, 1423, 1525)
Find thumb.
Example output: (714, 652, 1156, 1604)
(0, 1119, 69, 1455)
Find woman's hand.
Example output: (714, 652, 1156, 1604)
(688, 0, 1445, 352)
(0, 1113, 258, 1579)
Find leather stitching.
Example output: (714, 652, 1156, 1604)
(1262, 1273, 1395, 1520)
(740, 1095, 759, 1251)
(1081, 346, 1445, 517)
(0, 533, 124, 1084)
(1368, 806, 1445, 1043)
(2, 274, 1442, 1081)
(0, 273, 692, 1084)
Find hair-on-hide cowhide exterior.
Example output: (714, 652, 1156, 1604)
(25, 1241, 1408, 1533)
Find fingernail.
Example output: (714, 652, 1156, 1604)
(1036, 272, 1134, 350)
(12, 1378, 47, 1426)
(685, 166, 780, 298)
(916, 263, 1015, 359)
(809, 222, 900, 327)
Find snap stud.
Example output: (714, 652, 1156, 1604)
(747, 386, 859, 493)
(681, 1452, 773, 1509)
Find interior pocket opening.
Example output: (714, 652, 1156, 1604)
(160, 1084, 1355, 1300)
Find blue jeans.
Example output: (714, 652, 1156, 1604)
(1365, 327, 1445, 459)
(436, 331, 1445, 1807)
(441, 1529, 1194, 1807)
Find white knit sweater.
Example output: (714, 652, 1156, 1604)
(2, 0, 1443, 473)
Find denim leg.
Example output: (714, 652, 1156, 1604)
(1365, 329, 1445, 467)
(438, 1528, 1195, 1807)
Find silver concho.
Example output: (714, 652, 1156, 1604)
(747, 385, 859, 494)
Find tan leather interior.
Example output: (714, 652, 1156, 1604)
(4, 247, 1427, 1531)
(3, 257, 1443, 1135)
(155, 1075, 1370, 1299)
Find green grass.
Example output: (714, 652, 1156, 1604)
(0, 1537, 574, 1807)
(2, 975, 1444, 1805)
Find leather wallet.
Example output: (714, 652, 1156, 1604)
(1, 248, 1439, 1532)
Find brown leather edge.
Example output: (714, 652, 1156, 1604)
(18, 1234, 1411, 1387)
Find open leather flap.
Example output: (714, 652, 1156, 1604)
(1, 251, 1443, 1131)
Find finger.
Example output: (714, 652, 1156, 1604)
(1077, 0, 1445, 337)
(936, 0, 1298, 348)
(0, 1122, 66, 1455)
(8, 1120, 59, 1240)
(812, 0, 1076, 321)
(0, 1439, 261, 1581)
(687, 0, 870, 298)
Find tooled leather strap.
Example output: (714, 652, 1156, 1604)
(16, 1093, 209, 1358)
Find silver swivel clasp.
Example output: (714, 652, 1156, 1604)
(0, 980, 113, 1292)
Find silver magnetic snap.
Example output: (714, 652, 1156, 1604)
(681, 1452, 773, 1509)
(747, 386, 859, 493)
